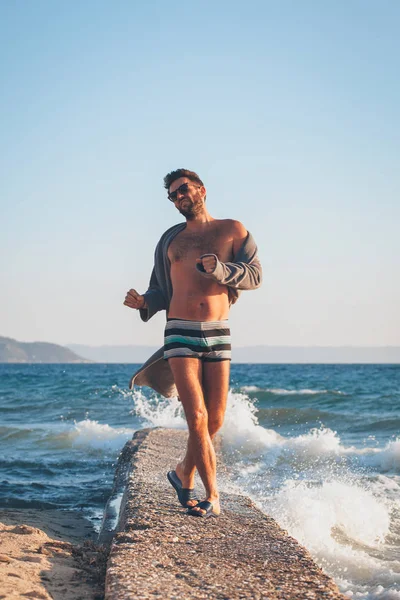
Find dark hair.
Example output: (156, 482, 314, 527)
(163, 168, 204, 191)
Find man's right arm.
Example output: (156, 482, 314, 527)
(124, 267, 167, 323)
(123, 289, 147, 310)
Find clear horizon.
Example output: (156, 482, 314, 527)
(1, 1, 399, 349)
(5, 333, 400, 348)
(3, 335, 400, 364)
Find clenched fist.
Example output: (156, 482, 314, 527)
(124, 289, 146, 310)
(196, 254, 217, 274)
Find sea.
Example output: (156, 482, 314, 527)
(0, 363, 399, 599)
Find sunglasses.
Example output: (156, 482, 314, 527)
(168, 182, 201, 202)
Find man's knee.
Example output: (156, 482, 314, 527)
(187, 408, 208, 432)
(208, 415, 224, 437)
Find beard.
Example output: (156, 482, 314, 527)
(176, 191, 204, 220)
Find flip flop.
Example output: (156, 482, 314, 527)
(186, 500, 219, 518)
(167, 470, 199, 508)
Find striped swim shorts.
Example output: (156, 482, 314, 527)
(164, 318, 231, 362)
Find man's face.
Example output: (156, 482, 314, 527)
(168, 177, 205, 219)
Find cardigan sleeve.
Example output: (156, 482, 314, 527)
(139, 267, 167, 322)
(195, 254, 262, 290)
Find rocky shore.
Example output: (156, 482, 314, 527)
(103, 428, 346, 600)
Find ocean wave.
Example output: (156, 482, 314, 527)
(351, 418, 400, 434)
(256, 406, 335, 426)
(228, 393, 400, 472)
(219, 392, 343, 461)
(221, 392, 284, 451)
(240, 386, 346, 396)
(130, 390, 187, 429)
(217, 394, 400, 599)
(264, 479, 400, 598)
(125, 389, 400, 474)
(360, 439, 400, 474)
(0, 459, 57, 477)
(240, 385, 261, 392)
(71, 419, 135, 451)
(38, 420, 136, 452)
(0, 425, 43, 442)
(111, 384, 134, 398)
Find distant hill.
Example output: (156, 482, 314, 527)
(0, 336, 90, 363)
(68, 344, 158, 363)
(67, 343, 400, 364)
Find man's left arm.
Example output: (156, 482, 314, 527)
(195, 221, 262, 290)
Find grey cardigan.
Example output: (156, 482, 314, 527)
(129, 223, 262, 397)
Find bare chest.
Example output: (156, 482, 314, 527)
(168, 229, 232, 263)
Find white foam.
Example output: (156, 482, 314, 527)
(104, 492, 124, 532)
(130, 390, 186, 429)
(241, 387, 346, 395)
(216, 391, 400, 599)
(221, 393, 400, 474)
(221, 394, 346, 468)
(286, 427, 344, 457)
(241, 385, 261, 392)
(343, 585, 400, 599)
(71, 419, 135, 451)
(221, 391, 284, 451)
(375, 438, 400, 473)
(264, 480, 400, 598)
(268, 479, 389, 548)
(336, 438, 400, 475)
(268, 387, 330, 395)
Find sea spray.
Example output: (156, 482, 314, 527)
(130, 389, 186, 429)
(221, 391, 283, 450)
(71, 419, 135, 451)
(374, 438, 400, 473)
(217, 390, 400, 599)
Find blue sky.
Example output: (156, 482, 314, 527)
(1, 0, 399, 348)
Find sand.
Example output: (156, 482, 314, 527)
(0, 509, 108, 600)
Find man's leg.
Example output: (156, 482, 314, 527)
(175, 359, 230, 478)
(203, 360, 230, 439)
(186, 359, 230, 515)
(168, 357, 220, 514)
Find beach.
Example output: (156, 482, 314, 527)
(0, 509, 107, 599)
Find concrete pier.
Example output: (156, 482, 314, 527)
(101, 428, 346, 599)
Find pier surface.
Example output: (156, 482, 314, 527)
(101, 428, 346, 600)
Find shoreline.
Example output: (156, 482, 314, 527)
(0, 508, 108, 600)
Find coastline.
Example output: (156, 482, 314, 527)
(0, 509, 108, 600)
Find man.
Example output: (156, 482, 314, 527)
(124, 169, 262, 518)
